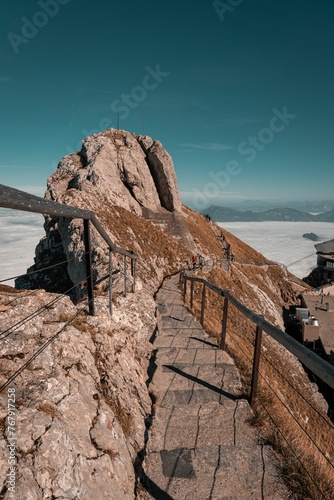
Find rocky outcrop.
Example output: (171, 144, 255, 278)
(136, 136, 182, 212)
(15, 129, 185, 298)
(47, 129, 182, 215)
(0, 284, 156, 499)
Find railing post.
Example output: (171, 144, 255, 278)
(109, 248, 113, 316)
(200, 283, 206, 326)
(183, 275, 187, 302)
(220, 296, 229, 349)
(124, 255, 127, 297)
(83, 219, 94, 316)
(250, 323, 263, 407)
(131, 257, 136, 293)
(190, 280, 194, 310)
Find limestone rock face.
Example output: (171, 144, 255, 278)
(136, 136, 182, 212)
(0, 286, 156, 499)
(47, 129, 182, 215)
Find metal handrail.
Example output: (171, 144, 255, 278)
(0, 184, 137, 315)
(181, 273, 334, 394)
(0, 184, 137, 259)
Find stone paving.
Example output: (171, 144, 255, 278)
(142, 275, 290, 499)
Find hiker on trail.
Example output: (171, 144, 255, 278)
(191, 255, 198, 269)
(198, 255, 204, 270)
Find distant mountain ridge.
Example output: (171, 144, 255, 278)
(215, 199, 334, 213)
(203, 206, 334, 222)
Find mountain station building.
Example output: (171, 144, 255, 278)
(314, 239, 334, 284)
(297, 293, 334, 364)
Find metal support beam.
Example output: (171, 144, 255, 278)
(220, 297, 229, 349)
(190, 280, 194, 310)
(200, 283, 206, 326)
(250, 324, 263, 407)
(124, 255, 127, 297)
(83, 219, 94, 316)
(131, 257, 136, 293)
(109, 249, 113, 316)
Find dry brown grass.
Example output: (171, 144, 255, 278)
(103, 448, 119, 461)
(183, 267, 334, 500)
(92, 202, 193, 285)
(106, 397, 133, 438)
(38, 401, 62, 420)
(182, 207, 225, 257)
(70, 314, 93, 334)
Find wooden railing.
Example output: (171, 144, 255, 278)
(181, 272, 334, 405)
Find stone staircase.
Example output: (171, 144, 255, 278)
(142, 207, 196, 251)
(140, 275, 290, 499)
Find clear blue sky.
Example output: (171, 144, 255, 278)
(1, 0, 333, 211)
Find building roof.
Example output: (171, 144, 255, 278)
(318, 253, 334, 261)
(302, 294, 334, 361)
(315, 239, 334, 254)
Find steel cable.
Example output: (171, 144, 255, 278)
(260, 350, 334, 432)
(256, 363, 334, 470)
(0, 273, 93, 342)
(0, 310, 80, 393)
(255, 395, 330, 500)
(0, 252, 89, 285)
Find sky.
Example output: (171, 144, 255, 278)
(0, 0, 334, 212)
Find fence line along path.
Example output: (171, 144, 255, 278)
(142, 274, 290, 499)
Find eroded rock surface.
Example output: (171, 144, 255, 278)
(47, 129, 182, 215)
(0, 284, 155, 499)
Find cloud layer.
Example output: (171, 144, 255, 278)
(0, 209, 45, 286)
(219, 221, 334, 278)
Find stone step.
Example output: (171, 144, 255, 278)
(142, 207, 196, 250)
(144, 444, 289, 500)
(147, 400, 258, 454)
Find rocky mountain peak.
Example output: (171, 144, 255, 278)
(15, 128, 190, 298)
(47, 128, 182, 214)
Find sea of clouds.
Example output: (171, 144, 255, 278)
(1, 210, 334, 287)
(219, 221, 334, 279)
(0, 208, 45, 286)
